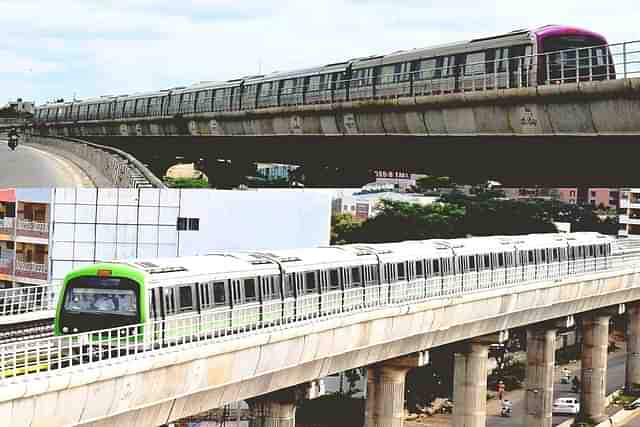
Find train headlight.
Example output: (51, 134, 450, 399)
(73, 328, 78, 333)
(62, 327, 69, 333)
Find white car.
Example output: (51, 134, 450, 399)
(552, 397, 580, 415)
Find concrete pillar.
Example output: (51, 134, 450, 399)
(248, 389, 297, 427)
(627, 304, 640, 395)
(524, 327, 557, 427)
(364, 351, 428, 427)
(453, 342, 489, 427)
(579, 314, 611, 424)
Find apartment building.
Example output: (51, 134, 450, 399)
(0, 188, 332, 288)
(0, 189, 50, 288)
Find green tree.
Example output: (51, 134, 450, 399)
(355, 200, 466, 243)
(331, 214, 363, 244)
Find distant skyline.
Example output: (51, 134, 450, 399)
(0, 0, 637, 104)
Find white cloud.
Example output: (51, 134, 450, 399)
(0, 0, 636, 103)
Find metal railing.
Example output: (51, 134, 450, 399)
(0, 217, 14, 230)
(1, 253, 639, 385)
(14, 261, 47, 274)
(36, 40, 640, 123)
(0, 284, 59, 317)
(16, 220, 48, 234)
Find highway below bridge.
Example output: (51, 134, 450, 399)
(78, 133, 640, 187)
(0, 139, 93, 187)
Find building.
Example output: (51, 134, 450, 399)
(0, 188, 332, 288)
(501, 187, 621, 209)
(334, 191, 439, 220)
(0, 189, 51, 288)
(4, 99, 34, 115)
(619, 189, 640, 237)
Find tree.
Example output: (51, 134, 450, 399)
(331, 213, 363, 244)
(355, 200, 466, 243)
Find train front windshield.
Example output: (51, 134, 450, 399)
(541, 34, 612, 82)
(58, 276, 140, 334)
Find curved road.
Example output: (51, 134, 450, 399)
(0, 139, 93, 187)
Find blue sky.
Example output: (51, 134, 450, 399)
(1, 0, 637, 105)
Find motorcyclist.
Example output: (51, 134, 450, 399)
(7, 128, 18, 150)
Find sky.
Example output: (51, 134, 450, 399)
(0, 0, 637, 105)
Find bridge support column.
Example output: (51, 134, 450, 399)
(453, 341, 489, 427)
(626, 303, 640, 395)
(578, 313, 611, 424)
(247, 388, 298, 427)
(364, 351, 429, 427)
(524, 327, 557, 427)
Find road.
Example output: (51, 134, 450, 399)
(0, 139, 93, 187)
(488, 352, 626, 427)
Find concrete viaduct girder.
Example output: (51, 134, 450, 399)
(3, 268, 640, 427)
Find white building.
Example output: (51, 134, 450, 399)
(1, 188, 332, 286)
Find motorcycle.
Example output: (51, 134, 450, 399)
(8, 135, 18, 151)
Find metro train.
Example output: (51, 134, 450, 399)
(54, 232, 614, 337)
(35, 25, 613, 132)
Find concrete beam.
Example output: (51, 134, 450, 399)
(247, 388, 298, 427)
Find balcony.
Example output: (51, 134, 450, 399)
(0, 256, 12, 276)
(14, 261, 48, 281)
(0, 217, 14, 236)
(15, 220, 48, 239)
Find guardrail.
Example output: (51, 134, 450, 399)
(25, 136, 165, 188)
(0, 284, 59, 317)
(1, 253, 639, 385)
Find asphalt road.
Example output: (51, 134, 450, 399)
(0, 139, 92, 187)
(488, 352, 626, 427)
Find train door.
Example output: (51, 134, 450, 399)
(229, 279, 243, 328)
(508, 46, 528, 88)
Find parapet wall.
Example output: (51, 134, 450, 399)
(27, 136, 165, 188)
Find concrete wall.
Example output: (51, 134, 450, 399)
(38, 78, 640, 137)
(2, 267, 640, 427)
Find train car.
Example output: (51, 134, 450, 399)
(34, 25, 614, 129)
(54, 232, 615, 339)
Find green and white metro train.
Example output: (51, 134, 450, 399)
(54, 232, 615, 337)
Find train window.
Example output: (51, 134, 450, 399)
(527, 251, 534, 263)
(397, 262, 406, 280)
(180, 92, 195, 114)
(164, 288, 176, 315)
(329, 269, 341, 289)
(415, 261, 424, 277)
(263, 276, 281, 300)
(179, 286, 193, 311)
(213, 281, 226, 305)
(350, 266, 361, 286)
(196, 90, 213, 112)
(468, 256, 476, 271)
(284, 274, 295, 297)
(149, 97, 163, 116)
(540, 250, 547, 262)
(552, 248, 559, 261)
(497, 253, 505, 267)
(433, 259, 440, 274)
(244, 279, 257, 302)
(168, 95, 181, 115)
(589, 246, 595, 257)
(465, 52, 486, 75)
(305, 272, 317, 293)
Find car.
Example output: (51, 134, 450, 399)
(552, 397, 580, 415)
